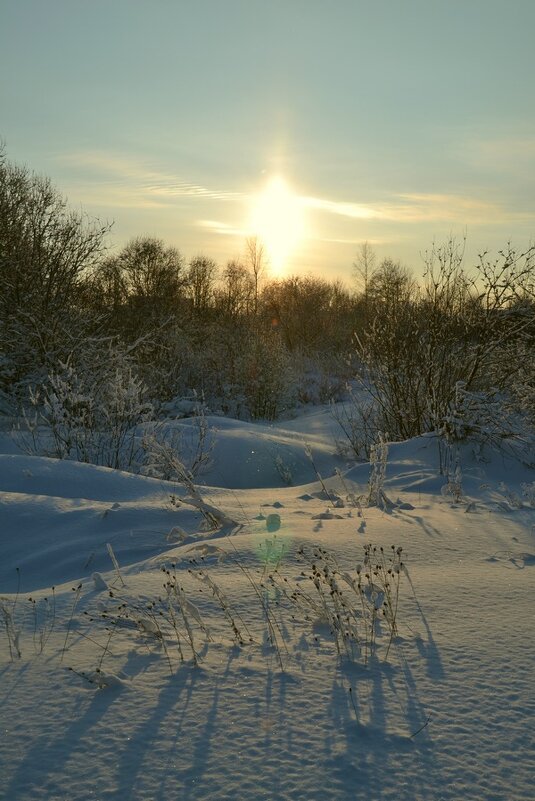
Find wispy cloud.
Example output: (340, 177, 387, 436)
(316, 236, 392, 246)
(301, 196, 380, 220)
(56, 150, 535, 229)
(147, 182, 238, 200)
(56, 150, 240, 207)
(300, 191, 532, 225)
(397, 192, 535, 223)
(197, 219, 246, 237)
(382, 193, 509, 224)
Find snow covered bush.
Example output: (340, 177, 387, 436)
(170, 324, 295, 421)
(331, 384, 381, 460)
(490, 330, 535, 443)
(241, 329, 294, 420)
(0, 148, 110, 404)
(366, 434, 391, 509)
(141, 406, 215, 483)
(22, 344, 153, 470)
(352, 240, 535, 445)
(290, 351, 349, 406)
(439, 382, 516, 445)
(128, 322, 197, 405)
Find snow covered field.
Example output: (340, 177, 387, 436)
(1, 408, 534, 801)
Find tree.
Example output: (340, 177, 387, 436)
(353, 241, 377, 322)
(244, 236, 267, 315)
(88, 256, 127, 318)
(367, 258, 416, 312)
(0, 148, 111, 390)
(351, 238, 535, 444)
(0, 149, 110, 325)
(186, 255, 218, 316)
(218, 260, 255, 320)
(261, 275, 354, 353)
(92, 236, 185, 326)
(353, 241, 377, 289)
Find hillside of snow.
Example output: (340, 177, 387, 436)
(1, 408, 534, 801)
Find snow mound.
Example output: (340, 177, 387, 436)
(1, 408, 535, 801)
(170, 413, 347, 489)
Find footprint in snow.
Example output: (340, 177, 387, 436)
(487, 550, 535, 568)
(513, 552, 535, 567)
(311, 510, 344, 520)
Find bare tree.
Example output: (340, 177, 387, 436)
(186, 255, 218, 316)
(261, 275, 355, 353)
(245, 236, 267, 315)
(367, 258, 416, 313)
(0, 149, 111, 389)
(353, 241, 377, 318)
(93, 236, 185, 324)
(218, 260, 255, 320)
(351, 237, 535, 443)
(0, 154, 110, 324)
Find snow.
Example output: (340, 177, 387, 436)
(176, 411, 348, 489)
(1, 407, 534, 800)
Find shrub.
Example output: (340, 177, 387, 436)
(22, 343, 153, 470)
(352, 240, 535, 444)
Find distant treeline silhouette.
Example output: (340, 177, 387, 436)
(1, 145, 534, 445)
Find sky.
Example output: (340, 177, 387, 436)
(1, 0, 535, 282)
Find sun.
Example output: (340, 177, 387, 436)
(249, 176, 305, 275)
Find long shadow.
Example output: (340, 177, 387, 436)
(326, 657, 439, 801)
(145, 649, 239, 801)
(180, 681, 220, 801)
(113, 666, 202, 799)
(257, 667, 298, 799)
(313, 517, 324, 533)
(410, 514, 443, 538)
(0, 661, 31, 704)
(405, 569, 445, 680)
(4, 685, 118, 800)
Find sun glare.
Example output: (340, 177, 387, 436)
(249, 177, 305, 275)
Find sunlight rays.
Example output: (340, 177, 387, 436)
(249, 176, 306, 276)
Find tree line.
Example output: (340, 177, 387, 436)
(1, 146, 534, 451)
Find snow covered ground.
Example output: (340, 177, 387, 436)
(1, 408, 534, 801)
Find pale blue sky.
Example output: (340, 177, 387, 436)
(1, 0, 534, 279)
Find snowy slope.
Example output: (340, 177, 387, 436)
(145, 410, 349, 489)
(1, 411, 534, 801)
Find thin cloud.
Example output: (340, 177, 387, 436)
(392, 193, 533, 224)
(301, 196, 380, 220)
(56, 150, 239, 207)
(479, 136, 535, 158)
(67, 185, 168, 210)
(197, 219, 246, 237)
(301, 191, 533, 225)
(316, 236, 391, 246)
(56, 151, 535, 226)
(148, 182, 238, 200)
